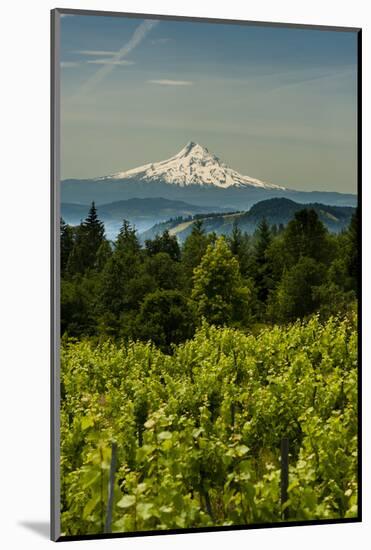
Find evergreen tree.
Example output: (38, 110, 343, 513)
(96, 240, 113, 271)
(136, 289, 195, 352)
(253, 219, 274, 303)
(60, 218, 74, 274)
(145, 230, 180, 261)
(312, 259, 355, 319)
(116, 220, 141, 255)
(227, 222, 251, 276)
(228, 222, 244, 257)
(61, 275, 99, 336)
(269, 257, 325, 322)
(67, 202, 105, 274)
(144, 252, 181, 290)
(182, 220, 211, 284)
(98, 219, 144, 335)
(192, 237, 251, 326)
(283, 209, 331, 265)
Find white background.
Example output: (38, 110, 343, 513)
(0, 0, 369, 547)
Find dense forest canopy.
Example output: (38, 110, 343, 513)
(61, 202, 358, 351)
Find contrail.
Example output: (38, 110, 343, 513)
(73, 19, 159, 98)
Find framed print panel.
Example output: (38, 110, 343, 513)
(51, 8, 361, 542)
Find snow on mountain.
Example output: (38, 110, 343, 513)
(100, 141, 286, 190)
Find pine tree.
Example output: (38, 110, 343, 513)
(136, 289, 195, 351)
(116, 220, 141, 255)
(254, 219, 271, 264)
(144, 252, 181, 290)
(182, 220, 211, 284)
(98, 219, 144, 335)
(67, 202, 106, 274)
(228, 222, 243, 256)
(96, 240, 112, 271)
(82, 201, 105, 261)
(284, 209, 330, 265)
(60, 218, 74, 274)
(227, 222, 251, 276)
(269, 257, 325, 322)
(145, 229, 180, 261)
(253, 219, 273, 303)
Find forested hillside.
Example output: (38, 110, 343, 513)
(61, 202, 358, 345)
(142, 198, 355, 242)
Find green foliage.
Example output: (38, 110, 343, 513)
(61, 275, 100, 337)
(144, 252, 182, 291)
(252, 219, 274, 303)
(226, 222, 252, 276)
(283, 209, 332, 265)
(191, 237, 251, 326)
(59, 207, 359, 536)
(60, 208, 359, 342)
(60, 218, 74, 274)
(67, 202, 106, 274)
(345, 209, 359, 296)
(269, 257, 325, 322)
(145, 230, 181, 261)
(116, 220, 141, 255)
(98, 220, 144, 335)
(136, 289, 195, 351)
(181, 220, 214, 284)
(60, 315, 358, 535)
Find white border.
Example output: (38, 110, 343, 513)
(0, 1, 369, 548)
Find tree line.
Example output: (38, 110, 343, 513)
(61, 202, 358, 351)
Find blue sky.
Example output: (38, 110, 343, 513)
(60, 13, 358, 193)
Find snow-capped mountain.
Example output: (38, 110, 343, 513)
(61, 142, 356, 209)
(101, 141, 286, 190)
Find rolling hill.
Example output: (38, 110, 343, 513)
(141, 198, 356, 241)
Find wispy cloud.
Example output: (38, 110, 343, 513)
(86, 59, 135, 66)
(61, 61, 80, 68)
(74, 50, 119, 56)
(148, 79, 193, 86)
(74, 19, 159, 98)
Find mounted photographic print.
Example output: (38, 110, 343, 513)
(51, 8, 361, 541)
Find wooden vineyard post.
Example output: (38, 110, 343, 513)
(280, 437, 289, 520)
(104, 442, 118, 534)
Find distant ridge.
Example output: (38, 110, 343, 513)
(141, 198, 356, 241)
(61, 197, 228, 237)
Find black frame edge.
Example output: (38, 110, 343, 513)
(57, 517, 361, 542)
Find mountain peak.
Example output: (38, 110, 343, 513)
(104, 143, 286, 190)
(174, 142, 213, 163)
(184, 140, 198, 150)
(180, 141, 207, 155)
